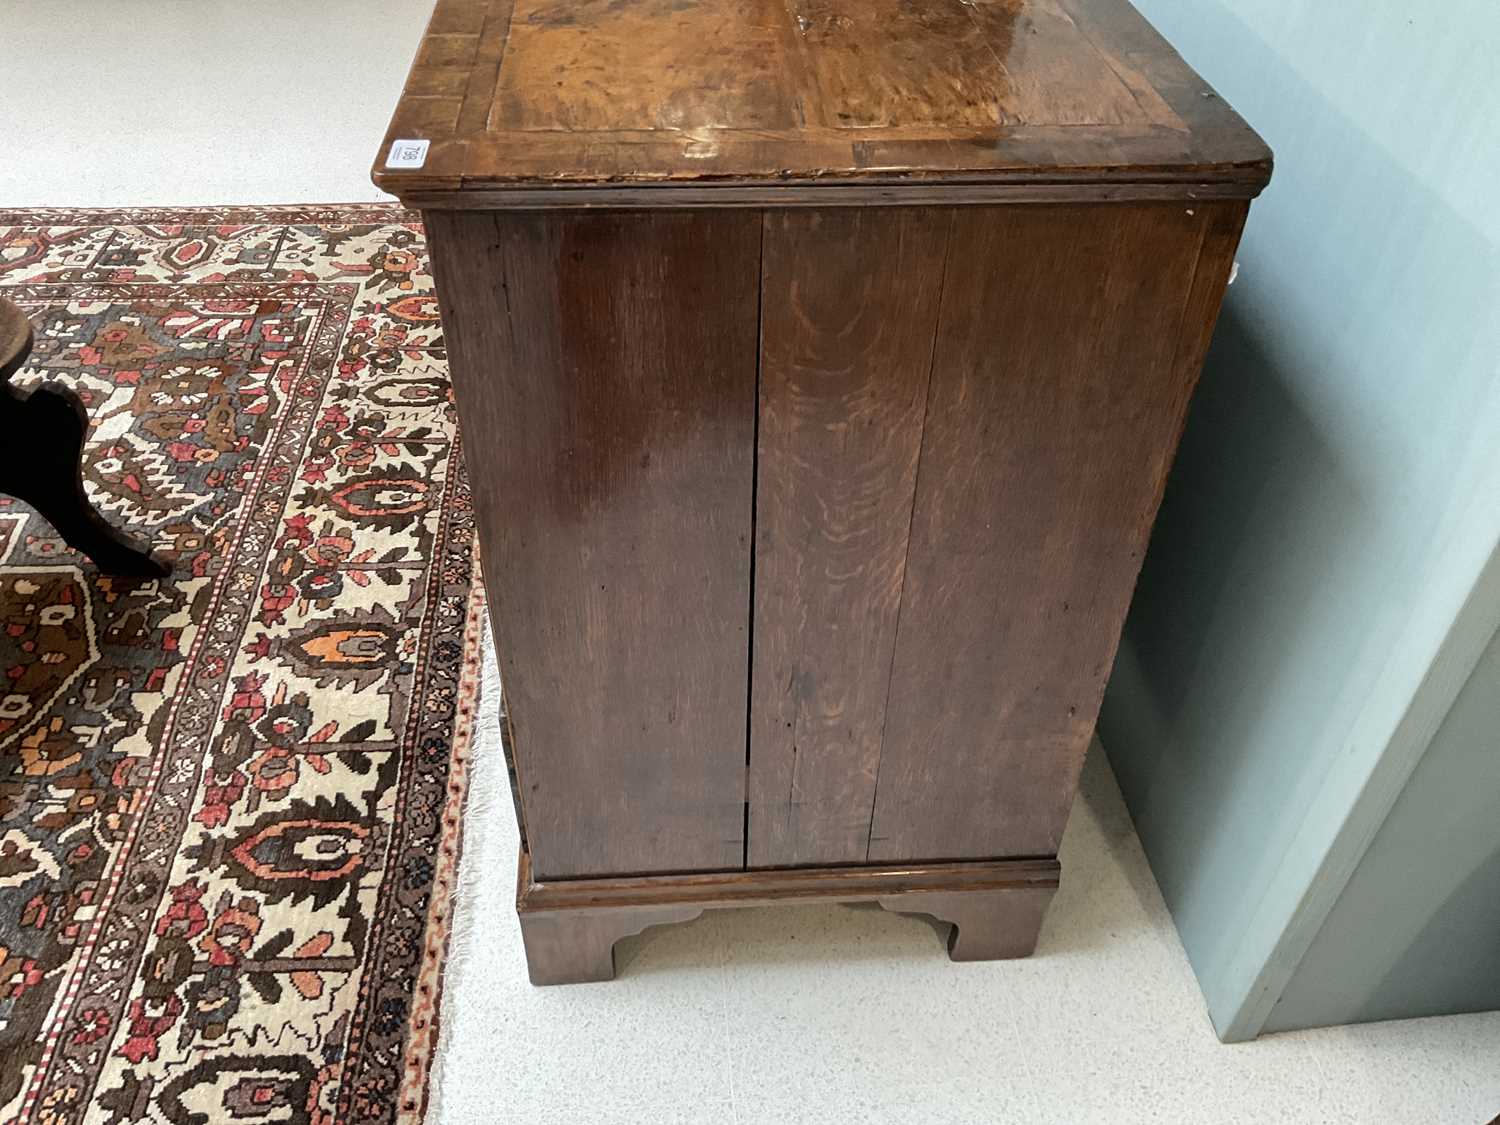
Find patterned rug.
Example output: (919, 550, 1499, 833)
(0, 206, 481, 1125)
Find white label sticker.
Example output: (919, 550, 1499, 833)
(385, 138, 431, 169)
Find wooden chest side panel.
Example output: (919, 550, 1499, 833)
(748, 209, 951, 867)
(866, 201, 1245, 863)
(425, 210, 761, 879)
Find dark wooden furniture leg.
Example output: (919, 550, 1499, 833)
(878, 886, 1056, 962)
(517, 906, 708, 986)
(0, 299, 167, 578)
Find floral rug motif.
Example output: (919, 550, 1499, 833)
(0, 206, 480, 1125)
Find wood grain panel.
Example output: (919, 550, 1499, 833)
(747, 209, 951, 868)
(424, 209, 760, 879)
(966, 0, 1182, 127)
(866, 201, 1237, 863)
(786, 0, 1018, 129)
(492, 0, 801, 132)
(787, 0, 1169, 129)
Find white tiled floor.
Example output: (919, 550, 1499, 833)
(1, 0, 429, 207)
(5, 3, 1500, 1120)
(440, 631, 1500, 1125)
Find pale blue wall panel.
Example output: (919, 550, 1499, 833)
(1262, 626, 1500, 1032)
(1099, 0, 1500, 1036)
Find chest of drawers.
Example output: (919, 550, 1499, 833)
(375, 0, 1270, 984)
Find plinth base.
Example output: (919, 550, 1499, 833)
(515, 847, 1059, 986)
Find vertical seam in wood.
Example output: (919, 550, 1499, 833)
(864, 208, 956, 862)
(744, 210, 768, 870)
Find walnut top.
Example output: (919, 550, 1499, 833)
(374, 0, 1271, 207)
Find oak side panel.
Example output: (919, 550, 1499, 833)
(424, 209, 760, 879)
(748, 209, 951, 868)
(867, 201, 1245, 863)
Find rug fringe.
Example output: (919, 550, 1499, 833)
(426, 616, 507, 1125)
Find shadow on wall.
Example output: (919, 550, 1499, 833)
(1098, 0, 1500, 1029)
(1102, 301, 1373, 910)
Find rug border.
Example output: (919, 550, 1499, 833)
(0, 203, 415, 226)
(10, 275, 367, 1118)
(0, 209, 473, 1124)
(399, 567, 488, 1125)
